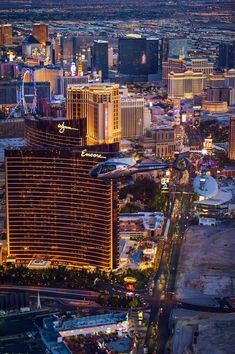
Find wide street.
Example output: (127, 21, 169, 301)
(144, 186, 190, 354)
(0, 285, 100, 300)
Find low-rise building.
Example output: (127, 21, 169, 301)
(140, 126, 176, 158)
(120, 212, 164, 239)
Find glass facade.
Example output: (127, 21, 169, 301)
(118, 37, 158, 76)
(6, 117, 120, 271)
(92, 40, 109, 80)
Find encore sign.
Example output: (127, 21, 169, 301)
(81, 149, 106, 159)
(58, 121, 79, 134)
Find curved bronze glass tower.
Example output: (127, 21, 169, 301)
(6, 117, 119, 271)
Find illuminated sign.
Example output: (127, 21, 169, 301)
(138, 310, 143, 321)
(58, 122, 79, 134)
(161, 178, 169, 185)
(81, 149, 106, 159)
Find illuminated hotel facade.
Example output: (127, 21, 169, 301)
(32, 23, 48, 46)
(66, 83, 121, 145)
(6, 118, 119, 271)
(24, 116, 87, 148)
(0, 24, 13, 46)
(121, 96, 144, 139)
(228, 116, 235, 160)
(168, 70, 206, 99)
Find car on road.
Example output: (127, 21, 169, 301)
(159, 307, 163, 315)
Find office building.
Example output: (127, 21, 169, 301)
(121, 96, 144, 139)
(0, 24, 13, 46)
(161, 38, 188, 63)
(92, 40, 109, 80)
(66, 83, 121, 145)
(228, 116, 235, 160)
(32, 23, 48, 46)
(118, 36, 158, 77)
(6, 117, 120, 271)
(168, 70, 206, 99)
(218, 42, 235, 70)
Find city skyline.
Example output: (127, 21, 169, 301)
(0, 1, 234, 354)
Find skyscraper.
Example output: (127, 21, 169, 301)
(6, 117, 120, 271)
(66, 83, 121, 145)
(34, 65, 63, 94)
(161, 38, 188, 63)
(0, 24, 13, 46)
(32, 23, 48, 46)
(146, 38, 159, 74)
(61, 35, 74, 67)
(121, 96, 144, 139)
(108, 46, 113, 68)
(118, 36, 158, 77)
(92, 40, 109, 80)
(218, 42, 235, 70)
(228, 116, 235, 160)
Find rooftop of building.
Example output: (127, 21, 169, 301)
(146, 125, 174, 131)
(56, 312, 128, 332)
(0, 137, 25, 162)
(106, 337, 132, 352)
(193, 174, 218, 198)
(67, 83, 119, 90)
(120, 212, 164, 231)
(196, 189, 233, 206)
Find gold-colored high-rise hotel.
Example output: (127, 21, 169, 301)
(66, 83, 121, 145)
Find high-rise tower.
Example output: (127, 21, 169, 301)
(32, 23, 48, 46)
(6, 117, 119, 271)
(92, 40, 109, 80)
(228, 116, 235, 160)
(66, 83, 121, 145)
